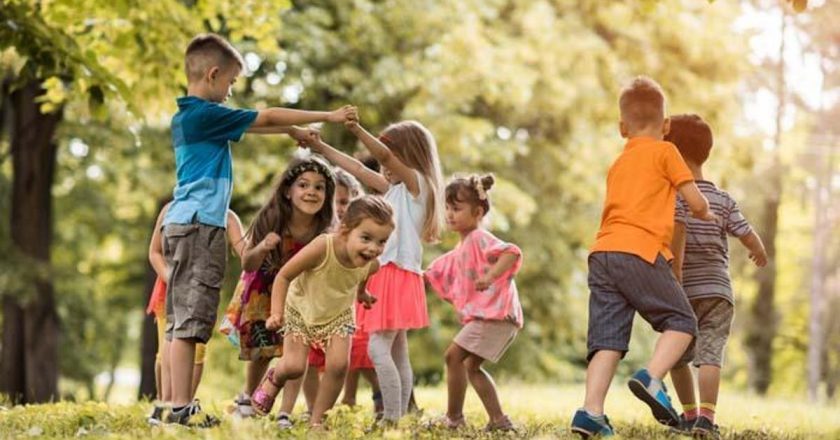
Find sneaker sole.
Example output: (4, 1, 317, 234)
(570, 426, 594, 438)
(627, 378, 680, 427)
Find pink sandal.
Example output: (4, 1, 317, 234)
(251, 368, 282, 415)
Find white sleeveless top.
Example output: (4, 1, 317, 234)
(379, 170, 428, 274)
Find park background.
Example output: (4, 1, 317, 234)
(1, 0, 839, 438)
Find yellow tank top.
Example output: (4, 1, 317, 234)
(287, 234, 372, 325)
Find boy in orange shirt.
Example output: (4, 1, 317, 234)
(570, 77, 716, 438)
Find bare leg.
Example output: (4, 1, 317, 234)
(444, 343, 469, 420)
(670, 363, 697, 413)
(310, 335, 351, 426)
(254, 335, 309, 409)
(342, 370, 361, 406)
(280, 376, 304, 415)
(190, 363, 204, 400)
(582, 350, 621, 415)
(464, 353, 505, 424)
(302, 366, 321, 412)
(170, 338, 197, 407)
(245, 358, 271, 396)
(161, 340, 172, 403)
(648, 330, 693, 379)
(697, 365, 721, 416)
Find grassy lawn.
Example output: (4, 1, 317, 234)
(1, 383, 838, 439)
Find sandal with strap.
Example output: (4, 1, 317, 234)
(484, 414, 517, 433)
(251, 368, 282, 416)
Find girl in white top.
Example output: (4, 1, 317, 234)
(306, 120, 444, 423)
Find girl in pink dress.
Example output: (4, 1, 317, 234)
(306, 120, 444, 423)
(425, 174, 523, 432)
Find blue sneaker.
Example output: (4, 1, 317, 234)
(627, 369, 681, 427)
(570, 409, 614, 438)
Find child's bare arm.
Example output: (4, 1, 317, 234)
(475, 251, 520, 291)
(266, 235, 328, 330)
(247, 105, 357, 131)
(306, 134, 389, 194)
(148, 203, 171, 282)
(677, 182, 716, 222)
(346, 122, 421, 196)
(670, 222, 687, 282)
(226, 210, 247, 259)
(241, 232, 282, 272)
(738, 230, 768, 267)
(356, 261, 380, 309)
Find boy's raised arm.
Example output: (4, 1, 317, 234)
(306, 133, 390, 194)
(247, 105, 357, 132)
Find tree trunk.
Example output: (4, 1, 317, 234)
(138, 262, 159, 400)
(745, 10, 786, 396)
(0, 81, 63, 404)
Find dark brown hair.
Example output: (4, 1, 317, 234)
(619, 76, 666, 133)
(445, 174, 495, 216)
(379, 120, 443, 242)
(246, 156, 335, 270)
(341, 195, 395, 231)
(185, 33, 245, 82)
(665, 114, 713, 165)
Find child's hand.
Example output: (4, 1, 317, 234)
(328, 105, 357, 123)
(749, 250, 768, 267)
(266, 313, 284, 331)
(694, 210, 718, 223)
(358, 291, 377, 309)
(345, 119, 361, 133)
(261, 232, 282, 252)
(474, 274, 494, 291)
(289, 126, 319, 145)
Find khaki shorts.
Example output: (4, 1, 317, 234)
(163, 223, 226, 343)
(677, 297, 734, 368)
(155, 314, 207, 364)
(454, 319, 518, 363)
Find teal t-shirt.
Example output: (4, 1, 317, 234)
(163, 96, 257, 228)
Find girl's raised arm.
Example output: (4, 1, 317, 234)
(347, 122, 420, 197)
(307, 134, 389, 194)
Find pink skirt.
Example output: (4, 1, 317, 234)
(358, 263, 428, 332)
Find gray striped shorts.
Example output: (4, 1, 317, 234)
(586, 252, 697, 361)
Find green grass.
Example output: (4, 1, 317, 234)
(2, 384, 838, 439)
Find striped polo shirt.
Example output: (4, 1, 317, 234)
(675, 180, 753, 303)
(163, 96, 257, 228)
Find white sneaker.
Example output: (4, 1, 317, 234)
(277, 411, 293, 429)
(233, 393, 255, 418)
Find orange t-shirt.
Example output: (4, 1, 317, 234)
(590, 136, 694, 263)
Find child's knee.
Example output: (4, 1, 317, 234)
(325, 361, 349, 378)
(463, 355, 484, 373)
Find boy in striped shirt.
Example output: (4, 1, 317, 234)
(667, 114, 768, 439)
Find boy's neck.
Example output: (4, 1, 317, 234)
(687, 162, 704, 181)
(186, 83, 212, 101)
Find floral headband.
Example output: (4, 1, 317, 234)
(284, 151, 334, 185)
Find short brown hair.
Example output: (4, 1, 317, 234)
(445, 174, 495, 216)
(619, 76, 666, 132)
(666, 114, 713, 165)
(185, 33, 245, 82)
(341, 195, 395, 231)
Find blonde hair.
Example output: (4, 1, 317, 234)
(379, 120, 444, 243)
(341, 195, 395, 231)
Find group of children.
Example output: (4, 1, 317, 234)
(146, 33, 767, 438)
(145, 33, 524, 432)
